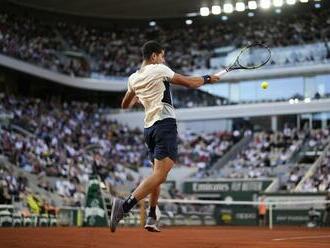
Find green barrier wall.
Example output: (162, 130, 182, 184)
(184, 180, 327, 226)
(83, 179, 108, 227)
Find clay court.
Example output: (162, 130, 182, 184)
(0, 227, 329, 248)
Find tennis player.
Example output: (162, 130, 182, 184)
(110, 40, 220, 232)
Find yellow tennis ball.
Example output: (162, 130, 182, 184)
(261, 81, 268, 89)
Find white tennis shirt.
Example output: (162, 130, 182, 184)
(128, 64, 176, 128)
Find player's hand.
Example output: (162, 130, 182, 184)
(209, 75, 220, 83)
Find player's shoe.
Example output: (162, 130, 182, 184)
(110, 198, 124, 233)
(144, 216, 161, 232)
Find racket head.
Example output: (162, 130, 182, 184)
(229, 43, 271, 71)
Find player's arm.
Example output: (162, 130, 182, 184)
(170, 73, 220, 89)
(121, 90, 138, 109)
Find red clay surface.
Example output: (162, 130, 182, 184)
(0, 226, 330, 248)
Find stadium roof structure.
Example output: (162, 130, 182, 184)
(7, 0, 204, 19)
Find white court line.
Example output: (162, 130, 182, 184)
(273, 235, 330, 241)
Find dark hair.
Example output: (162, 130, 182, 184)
(142, 40, 164, 60)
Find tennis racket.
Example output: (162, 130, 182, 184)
(215, 43, 271, 77)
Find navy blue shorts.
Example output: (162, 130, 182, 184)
(144, 118, 178, 163)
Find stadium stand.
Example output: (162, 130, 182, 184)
(193, 127, 330, 192)
(177, 129, 237, 170)
(300, 148, 330, 192)
(0, 95, 142, 205)
(0, 94, 240, 205)
(206, 128, 306, 179)
(2, 95, 329, 207)
(0, 166, 28, 204)
(1, 7, 330, 77)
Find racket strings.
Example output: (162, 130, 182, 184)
(237, 45, 271, 69)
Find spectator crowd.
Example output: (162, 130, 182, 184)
(0, 95, 144, 205)
(211, 128, 305, 179)
(0, 94, 238, 205)
(1, 93, 329, 210)
(301, 129, 330, 192)
(1, 7, 330, 77)
(301, 152, 330, 192)
(0, 165, 28, 204)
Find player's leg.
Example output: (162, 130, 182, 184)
(144, 183, 161, 232)
(144, 162, 162, 232)
(110, 118, 178, 232)
(149, 185, 160, 216)
(110, 157, 174, 232)
(149, 162, 161, 216)
(131, 157, 173, 201)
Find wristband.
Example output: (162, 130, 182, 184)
(202, 75, 211, 84)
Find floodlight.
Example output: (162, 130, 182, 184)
(273, 0, 283, 7)
(248, 1, 258, 9)
(236, 2, 246, 12)
(200, 7, 210, 16)
(286, 0, 296, 5)
(212, 5, 221, 15)
(260, 0, 271, 9)
(224, 3, 234, 13)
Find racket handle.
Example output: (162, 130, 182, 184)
(215, 69, 227, 77)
